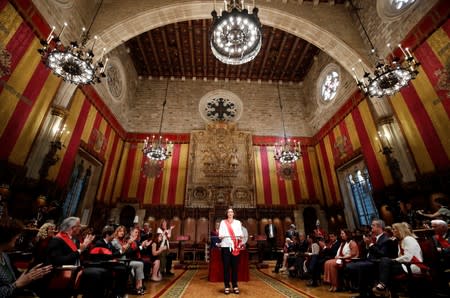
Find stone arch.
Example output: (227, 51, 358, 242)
(95, 2, 370, 76)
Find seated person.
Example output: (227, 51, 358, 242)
(344, 219, 393, 298)
(297, 234, 321, 279)
(279, 234, 299, 273)
(323, 229, 359, 292)
(90, 225, 130, 298)
(45, 216, 110, 298)
(372, 222, 423, 297)
(150, 232, 169, 281)
(430, 219, 450, 293)
(32, 222, 56, 266)
(111, 225, 148, 295)
(0, 218, 52, 298)
(308, 232, 340, 287)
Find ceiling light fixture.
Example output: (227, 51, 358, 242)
(210, 0, 262, 65)
(142, 80, 173, 161)
(350, 0, 420, 98)
(274, 84, 301, 164)
(37, 0, 107, 85)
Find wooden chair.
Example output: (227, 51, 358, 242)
(195, 217, 209, 261)
(169, 217, 181, 260)
(181, 217, 197, 262)
(245, 218, 259, 262)
(41, 266, 83, 298)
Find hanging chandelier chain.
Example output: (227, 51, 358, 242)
(349, 0, 375, 51)
(85, 0, 104, 38)
(157, 79, 169, 139)
(277, 84, 288, 141)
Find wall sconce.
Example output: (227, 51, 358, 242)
(39, 122, 70, 180)
(376, 130, 403, 184)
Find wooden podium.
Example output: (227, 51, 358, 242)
(208, 248, 250, 282)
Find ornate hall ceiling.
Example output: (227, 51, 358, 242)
(125, 0, 347, 83)
(126, 20, 321, 83)
(30, 0, 371, 135)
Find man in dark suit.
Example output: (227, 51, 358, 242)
(90, 226, 129, 298)
(345, 219, 391, 298)
(308, 231, 340, 287)
(46, 217, 110, 298)
(265, 219, 278, 260)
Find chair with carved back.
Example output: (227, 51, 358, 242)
(246, 218, 258, 262)
(181, 217, 197, 262)
(195, 217, 209, 261)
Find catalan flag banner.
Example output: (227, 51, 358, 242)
(253, 145, 323, 206)
(117, 142, 189, 206)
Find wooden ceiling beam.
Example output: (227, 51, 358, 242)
(136, 35, 152, 76)
(160, 26, 174, 77)
(174, 23, 185, 77)
(280, 38, 300, 81)
(289, 43, 311, 81)
(188, 20, 196, 78)
(202, 20, 208, 79)
(269, 33, 288, 81)
(258, 28, 275, 79)
(147, 31, 163, 76)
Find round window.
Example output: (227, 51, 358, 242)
(317, 64, 340, 104)
(377, 0, 417, 21)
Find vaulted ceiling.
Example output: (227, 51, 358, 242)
(126, 21, 320, 83)
(124, 0, 348, 83)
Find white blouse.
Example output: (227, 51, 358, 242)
(218, 219, 243, 250)
(396, 235, 423, 274)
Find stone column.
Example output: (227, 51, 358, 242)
(26, 82, 77, 179)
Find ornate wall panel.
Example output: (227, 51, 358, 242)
(186, 123, 254, 209)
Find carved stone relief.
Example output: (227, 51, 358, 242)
(186, 122, 255, 209)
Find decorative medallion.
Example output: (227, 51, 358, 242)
(199, 89, 243, 123)
(106, 58, 126, 102)
(278, 163, 297, 180)
(107, 64, 123, 99)
(142, 160, 163, 179)
(435, 63, 450, 98)
(205, 97, 237, 121)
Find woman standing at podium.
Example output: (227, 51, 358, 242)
(219, 208, 243, 295)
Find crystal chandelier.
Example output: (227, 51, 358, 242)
(274, 84, 301, 164)
(350, 1, 420, 98)
(142, 80, 173, 161)
(210, 0, 262, 65)
(37, 0, 107, 85)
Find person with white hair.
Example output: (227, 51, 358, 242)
(430, 219, 450, 294)
(46, 217, 110, 298)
